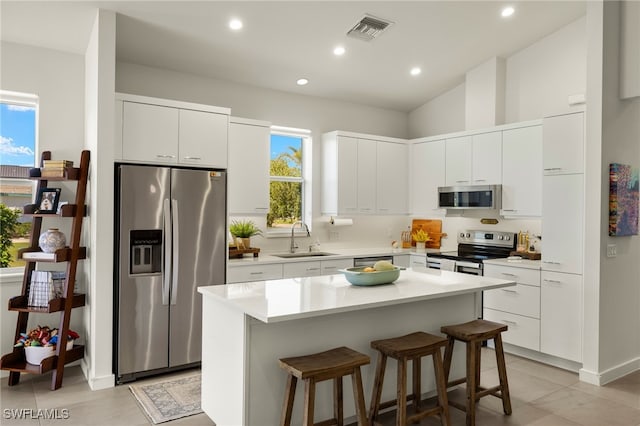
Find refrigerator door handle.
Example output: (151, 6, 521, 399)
(170, 199, 180, 305)
(162, 198, 172, 305)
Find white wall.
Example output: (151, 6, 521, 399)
(83, 9, 116, 390)
(116, 62, 411, 253)
(408, 83, 465, 138)
(505, 16, 587, 121)
(409, 16, 587, 133)
(0, 42, 85, 369)
(465, 57, 506, 130)
(598, 0, 640, 380)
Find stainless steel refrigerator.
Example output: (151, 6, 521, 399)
(114, 164, 226, 383)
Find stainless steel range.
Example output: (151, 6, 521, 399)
(426, 230, 516, 276)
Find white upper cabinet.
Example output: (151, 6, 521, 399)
(357, 139, 377, 214)
(410, 140, 446, 215)
(445, 132, 501, 186)
(322, 134, 358, 215)
(122, 102, 179, 163)
(501, 125, 542, 217)
(541, 173, 584, 274)
(228, 118, 270, 215)
(322, 131, 408, 216)
(377, 141, 408, 214)
(471, 131, 502, 185)
(543, 111, 584, 175)
(445, 136, 472, 185)
(118, 93, 230, 168)
(179, 109, 228, 168)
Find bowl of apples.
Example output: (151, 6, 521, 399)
(339, 261, 402, 286)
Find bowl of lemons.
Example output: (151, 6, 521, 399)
(340, 260, 402, 286)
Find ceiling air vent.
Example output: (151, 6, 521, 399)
(347, 14, 394, 42)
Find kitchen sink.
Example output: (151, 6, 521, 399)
(272, 252, 337, 258)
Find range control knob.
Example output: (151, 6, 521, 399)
(505, 235, 511, 240)
(459, 233, 465, 238)
(465, 233, 471, 238)
(498, 235, 504, 240)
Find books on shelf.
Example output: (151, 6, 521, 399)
(43, 160, 73, 168)
(41, 160, 74, 177)
(28, 271, 66, 307)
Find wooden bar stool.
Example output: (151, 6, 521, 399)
(369, 332, 451, 426)
(278, 346, 370, 426)
(441, 319, 512, 426)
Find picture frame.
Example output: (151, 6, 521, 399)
(35, 187, 61, 214)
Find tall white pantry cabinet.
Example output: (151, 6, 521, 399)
(540, 111, 585, 363)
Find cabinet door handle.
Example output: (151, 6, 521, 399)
(254, 207, 269, 211)
(542, 260, 561, 265)
(323, 266, 337, 270)
(544, 167, 562, 171)
(249, 271, 264, 275)
(501, 289, 518, 294)
(543, 278, 563, 284)
(455, 180, 469, 183)
(501, 272, 517, 277)
(474, 179, 487, 182)
(306, 267, 320, 271)
(156, 154, 176, 159)
(501, 209, 517, 212)
(502, 319, 518, 325)
(183, 156, 202, 160)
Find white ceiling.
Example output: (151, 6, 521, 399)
(1, 1, 586, 112)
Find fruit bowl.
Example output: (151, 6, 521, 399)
(339, 266, 401, 286)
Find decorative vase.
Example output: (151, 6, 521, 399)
(39, 228, 66, 253)
(416, 241, 426, 253)
(236, 237, 251, 249)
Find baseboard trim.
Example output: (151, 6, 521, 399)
(81, 358, 115, 390)
(490, 341, 582, 373)
(580, 357, 640, 386)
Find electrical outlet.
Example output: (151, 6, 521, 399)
(329, 231, 340, 241)
(607, 244, 617, 258)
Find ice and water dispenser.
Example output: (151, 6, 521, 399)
(130, 230, 162, 275)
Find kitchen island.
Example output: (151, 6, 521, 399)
(198, 267, 515, 426)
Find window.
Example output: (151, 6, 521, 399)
(0, 91, 38, 270)
(268, 127, 311, 234)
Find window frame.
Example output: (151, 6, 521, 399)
(267, 126, 312, 237)
(0, 90, 39, 276)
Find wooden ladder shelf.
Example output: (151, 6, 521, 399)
(0, 150, 90, 390)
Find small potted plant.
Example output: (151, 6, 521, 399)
(229, 220, 262, 249)
(15, 325, 79, 365)
(412, 228, 431, 252)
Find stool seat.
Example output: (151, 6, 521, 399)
(440, 319, 507, 341)
(279, 346, 369, 380)
(279, 346, 370, 426)
(441, 319, 512, 426)
(371, 331, 448, 358)
(369, 332, 451, 426)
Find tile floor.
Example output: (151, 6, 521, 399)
(1, 349, 639, 425)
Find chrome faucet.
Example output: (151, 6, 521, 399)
(290, 221, 310, 253)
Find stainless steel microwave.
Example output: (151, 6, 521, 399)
(437, 185, 501, 209)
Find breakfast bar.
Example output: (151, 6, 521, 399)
(198, 268, 515, 426)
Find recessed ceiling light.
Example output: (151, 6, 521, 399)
(501, 6, 515, 17)
(333, 46, 346, 56)
(229, 19, 243, 30)
(410, 67, 422, 76)
(296, 78, 309, 86)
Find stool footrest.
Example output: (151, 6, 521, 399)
(446, 377, 467, 388)
(378, 393, 417, 411)
(476, 385, 503, 399)
(407, 405, 446, 423)
(314, 419, 339, 426)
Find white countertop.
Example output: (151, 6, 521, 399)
(198, 268, 515, 323)
(484, 257, 542, 270)
(227, 246, 437, 267)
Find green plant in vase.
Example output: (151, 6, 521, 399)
(229, 220, 262, 249)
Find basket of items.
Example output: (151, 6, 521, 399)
(15, 326, 79, 365)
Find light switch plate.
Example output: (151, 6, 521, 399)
(606, 244, 617, 257)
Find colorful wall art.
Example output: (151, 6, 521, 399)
(609, 163, 639, 236)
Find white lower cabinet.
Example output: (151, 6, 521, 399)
(321, 258, 354, 275)
(483, 309, 540, 352)
(483, 264, 540, 351)
(283, 261, 322, 278)
(410, 254, 427, 268)
(227, 264, 283, 284)
(540, 271, 582, 362)
(392, 255, 410, 268)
